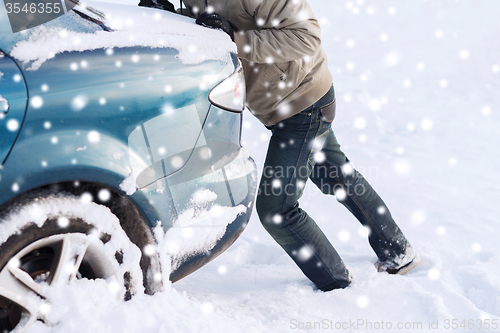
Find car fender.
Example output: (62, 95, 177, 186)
(0, 129, 163, 225)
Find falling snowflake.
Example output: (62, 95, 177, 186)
(435, 30, 444, 38)
(439, 79, 449, 88)
(420, 118, 433, 131)
(31, 96, 43, 108)
(481, 106, 491, 116)
(98, 189, 111, 202)
(57, 216, 70, 228)
(71, 95, 88, 111)
(411, 209, 426, 224)
(314, 151, 326, 163)
(80, 192, 93, 204)
(171, 156, 183, 168)
(354, 117, 367, 129)
(51, 136, 58, 144)
(393, 159, 411, 176)
(218, 266, 227, 275)
(368, 99, 381, 111)
(88, 130, 100, 143)
(39, 303, 51, 315)
(338, 230, 351, 242)
(471, 243, 481, 253)
(380, 33, 388, 42)
(384, 51, 400, 67)
(157, 147, 167, 155)
(448, 157, 457, 166)
(377, 206, 387, 215)
(357, 296, 369, 308)
(358, 226, 370, 237)
(108, 280, 120, 293)
(143, 244, 156, 256)
(436, 226, 446, 235)
(428, 269, 440, 280)
(335, 188, 347, 201)
(297, 245, 314, 262)
(201, 302, 214, 314)
(6, 119, 19, 131)
(341, 163, 354, 175)
(459, 49, 470, 59)
(272, 214, 283, 224)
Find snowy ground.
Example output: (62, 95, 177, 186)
(30, 0, 500, 332)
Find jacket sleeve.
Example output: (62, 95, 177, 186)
(233, 0, 322, 63)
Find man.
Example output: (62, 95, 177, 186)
(144, 0, 420, 291)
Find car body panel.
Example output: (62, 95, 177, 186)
(0, 46, 233, 204)
(0, 53, 27, 165)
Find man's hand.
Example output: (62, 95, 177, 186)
(138, 0, 175, 13)
(195, 12, 238, 41)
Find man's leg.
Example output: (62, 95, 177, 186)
(255, 105, 351, 291)
(309, 129, 416, 269)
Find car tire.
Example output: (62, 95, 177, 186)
(0, 193, 143, 332)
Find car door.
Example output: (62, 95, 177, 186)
(0, 50, 27, 166)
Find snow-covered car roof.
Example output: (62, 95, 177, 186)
(0, 0, 236, 69)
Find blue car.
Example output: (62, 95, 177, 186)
(0, 2, 257, 331)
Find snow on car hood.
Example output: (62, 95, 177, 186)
(8, 0, 236, 70)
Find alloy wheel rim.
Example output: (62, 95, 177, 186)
(0, 233, 116, 332)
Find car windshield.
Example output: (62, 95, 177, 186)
(0, 0, 236, 67)
(0, 1, 106, 53)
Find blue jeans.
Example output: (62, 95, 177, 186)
(256, 86, 413, 291)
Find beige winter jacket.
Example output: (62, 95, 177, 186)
(181, 0, 332, 126)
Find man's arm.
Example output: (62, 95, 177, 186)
(234, 0, 322, 63)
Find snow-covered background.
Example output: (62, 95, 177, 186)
(29, 0, 500, 332)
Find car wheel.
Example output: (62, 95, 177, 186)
(0, 193, 143, 332)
